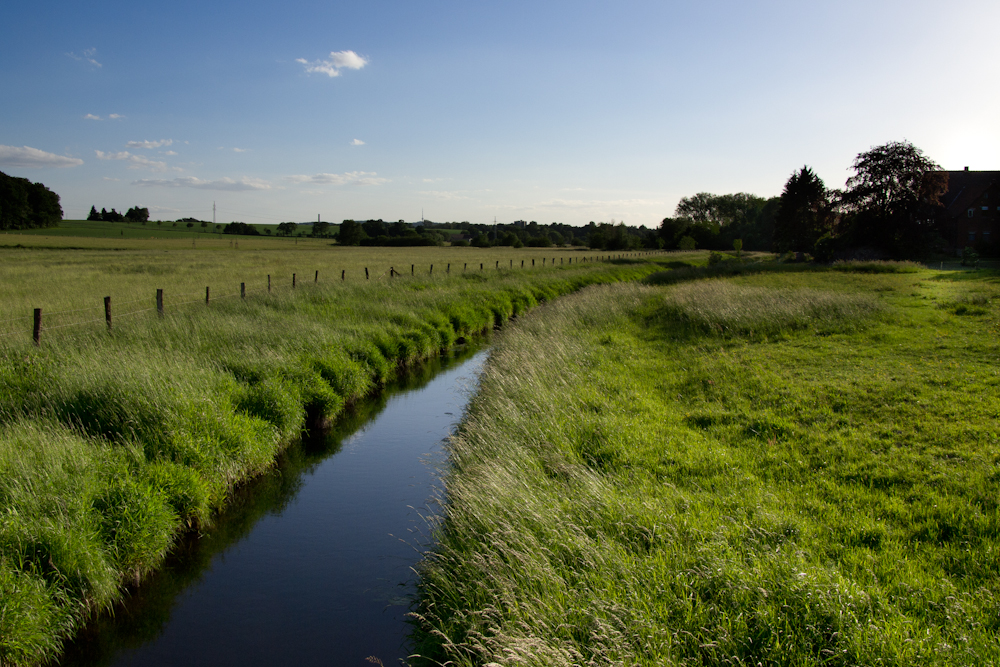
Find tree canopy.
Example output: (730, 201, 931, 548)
(0, 171, 62, 230)
(773, 166, 834, 254)
(840, 140, 947, 257)
(337, 219, 363, 245)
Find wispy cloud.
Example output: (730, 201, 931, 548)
(232, 147, 247, 153)
(285, 171, 387, 186)
(126, 139, 173, 149)
(102, 177, 120, 181)
(162, 150, 177, 156)
(132, 176, 271, 192)
(108, 113, 123, 119)
(84, 113, 123, 121)
(296, 50, 367, 77)
(67, 48, 101, 68)
(84, 114, 101, 120)
(95, 149, 171, 172)
(0, 145, 83, 168)
(419, 190, 473, 201)
(350, 139, 365, 146)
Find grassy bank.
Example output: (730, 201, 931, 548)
(414, 265, 1000, 665)
(0, 246, 665, 666)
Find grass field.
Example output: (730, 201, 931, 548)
(414, 262, 1000, 665)
(0, 236, 665, 666)
(0, 236, 641, 339)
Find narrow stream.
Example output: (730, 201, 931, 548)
(59, 345, 489, 667)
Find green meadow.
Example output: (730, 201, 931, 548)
(0, 236, 663, 666)
(415, 262, 1000, 666)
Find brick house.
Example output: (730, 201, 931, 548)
(939, 168, 1000, 253)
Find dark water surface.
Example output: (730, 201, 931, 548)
(59, 346, 489, 667)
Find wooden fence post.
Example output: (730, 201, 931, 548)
(390, 267, 396, 277)
(532, 259, 535, 266)
(447, 263, 450, 273)
(33, 308, 41, 346)
(104, 296, 111, 331)
(411, 264, 414, 276)
(268, 275, 271, 293)
(464, 263, 467, 272)
(521, 259, 524, 268)
(206, 286, 210, 304)
(315, 270, 319, 283)
(365, 267, 369, 279)
(342, 269, 345, 281)
(292, 273, 296, 288)
(495, 260, 499, 269)
(156, 289, 164, 317)
(430, 264, 433, 275)
(241, 282, 246, 299)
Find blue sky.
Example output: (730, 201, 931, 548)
(2, 0, 998, 226)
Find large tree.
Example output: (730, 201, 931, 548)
(840, 140, 947, 257)
(0, 171, 61, 230)
(672, 192, 774, 250)
(337, 219, 363, 245)
(773, 166, 833, 253)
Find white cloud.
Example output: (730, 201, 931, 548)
(296, 50, 368, 77)
(0, 145, 84, 168)
(84, 113, 123, 121)
(233, 147, 247, 153)
(102, 177, 120, 181)
(162, 150, 177, 156)
(108, 114, 123, 119)
(285, 171, 387, 186)
(84, 114, 101, 120)
(67, 48, 101, 68)
(95, 150, 130, 160)
(95, 149, 171, 172)
(132, 176, 271, 192)
(419, 190, 472, 201)
(350, 139, 365, 146)
(126, 139, 173, 149)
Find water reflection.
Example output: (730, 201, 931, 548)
(59, 344, 489, 667)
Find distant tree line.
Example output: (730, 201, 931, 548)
(88, 205, 149, 222)
(223, 221, 260, 236)
(337, 219, 447, 246)
(661, 140, 953, 260)
(333, 218, 664, 250)
(0, 171, 62, 230)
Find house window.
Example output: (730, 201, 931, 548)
(968, 208, 975, 218)
(984, 206, 990, 211)
(969, 231, 976, 241)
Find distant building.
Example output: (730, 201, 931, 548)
(940, 168, 999, 252)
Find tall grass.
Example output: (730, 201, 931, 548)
(414, 271, 1000, 665)
(0, 250, 664, 666)
(654, 279, 885, 338)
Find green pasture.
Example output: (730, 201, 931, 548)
(0, 240, 640, 333)
(0, 240, 665, 666)
(415, 262, 1000, 665)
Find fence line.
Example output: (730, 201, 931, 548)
(3, 251, 666, 345)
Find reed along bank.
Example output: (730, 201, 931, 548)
(0, 253, 663, 667)
(414, 263, 1000, 666)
